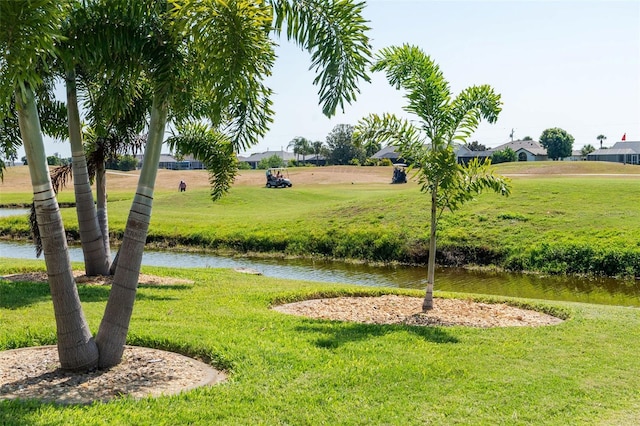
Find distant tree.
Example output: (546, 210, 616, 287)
(325, 124, 365, 165)
(522, 136, 533, 141)
(47, 155, 62, 166)
(258, 154, 285, 169)
(540, 127, 574, 160)
(597, 134, 607, 149)
(466, 140, 486, 151)
(237, 161, 252, 170)
(118, 155, 138, 171)
(287, 136, 312, 163)
(581, 144, 595, 156)
(362, 139, 381, 157)
(491, 147, 517, 164)
(311, 140, 324, 160)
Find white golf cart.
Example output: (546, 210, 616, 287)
(265, 167, 293, 188)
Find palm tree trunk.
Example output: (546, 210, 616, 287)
(95, 161, 112, 266)
(422, 186, 438, 312)
(95, 92, 168, 368)
(16, 85, 99, 371)
(66, 70, 110, 276)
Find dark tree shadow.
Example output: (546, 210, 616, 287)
(0, 280, 188, 308)
(295, 320, 458, 349)
(0, 282, 50, 309)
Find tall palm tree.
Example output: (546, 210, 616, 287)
(0, 0, 99, 370)
(3, 0, 371, 370)
(597, 134, 607, 149)
(355, 45, 510, 311)
(63, 68, 111, 275)
(93, 0, 371, 368)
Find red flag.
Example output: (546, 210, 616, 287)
(622, 133, 626, 141)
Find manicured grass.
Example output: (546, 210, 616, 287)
(1, 260, 640, 425)
(1, 163, 639, 276)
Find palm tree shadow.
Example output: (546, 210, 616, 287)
(0, 281, 51, 309)
(295, 320, 458, 349)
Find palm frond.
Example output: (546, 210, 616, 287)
(29, 202, 43, 258)
(50, 164, 73, 194)
(166, 122, 238, 201)
(448, 84, 502, 143)
(272, 0, 372, 116)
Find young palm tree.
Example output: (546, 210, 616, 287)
(355, 45, 510, 311)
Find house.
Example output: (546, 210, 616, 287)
(303, 154, 327, 166)
(587, 141, 640, 165)
(371, 139, 549, 165)
(489, 140, 548, 162)
(136, 153, 205, 170)
(567, 150, 586, 161)
(455, 144, 493, 164)
(371, 145, 403, 162)
(371, 143, 493, 164)
(238, 150, 296, 169)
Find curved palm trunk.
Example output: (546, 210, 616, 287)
(422, 186, 438, 312)
(66, 70, 110, 276)
(96, 93, 168, 368)
(16, 85, 99, 371)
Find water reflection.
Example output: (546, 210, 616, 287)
(0, 209, 29, 218)
(1, 241, 638, 307)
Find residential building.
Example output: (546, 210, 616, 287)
(587, 141, 640, 165)
(489, 140, 548, 162)
(238, 150, 296, 169)
(136, 153, 205, 170)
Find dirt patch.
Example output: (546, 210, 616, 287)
(0, 165, 395, 194)
(0, 346, 226, 405)
(2, 271, 193, 286)
(273, 294, 564, 328)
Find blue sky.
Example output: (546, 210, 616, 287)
(36, 0, 640, 159)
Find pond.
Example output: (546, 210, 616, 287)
(0, 209, 29, 218)
(0, 241, 638, 307)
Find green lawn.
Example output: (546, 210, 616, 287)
(1, 260, 639, 425)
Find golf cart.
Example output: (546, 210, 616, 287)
(391, 163, 407, 184)
(265, 167, 293, 188)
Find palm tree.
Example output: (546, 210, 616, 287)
(581, 144, 596, 157)
(311, 140, 324, 165)
(3, 0, 370, 370)
(0, 0, 99, 370)
(288, 136, 312, 163)
(93, 0, 372, 368)
(355, 45, 510, 311)
(597, 134, 607, 149)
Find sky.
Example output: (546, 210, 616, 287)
(30, 0, 640, 159)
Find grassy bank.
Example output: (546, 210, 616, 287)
(1, 260, 640, 424)
(1, 163, 639, 277)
